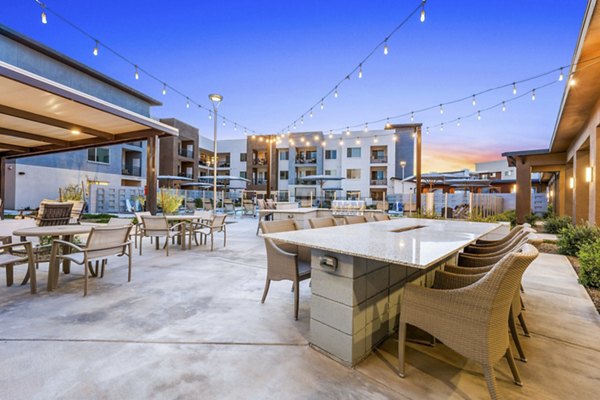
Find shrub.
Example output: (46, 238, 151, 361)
(158, 189, 184, 214)
(194, 198, 204, 208)
(557, 224, 600, 256)
(544, 215, 572, 234)
(81, 213, 118, 223)
(525, 213, 541, 226)
(60, 184, 84, 201)
(578, 238, 600, 288)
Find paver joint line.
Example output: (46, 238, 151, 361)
(0, 338, 309, 347)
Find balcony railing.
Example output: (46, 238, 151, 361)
(370, 156, 388, 163)
(295, 158, 317, 164)
(217, 161, 231, 168)
(178, 172, 194, 179)
(295, 179, 317, 185)
(253, 159, 268, 166)
(370, 179, 387, 185)
(122, 166, 142, 177)
(178, 148, 194, 158)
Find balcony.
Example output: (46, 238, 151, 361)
(122, 166, 142, 177)
(370, 156, 388, 164)
(178, 172, 194, 179)
(217, 161, 231, 168)
(295, 158, 317, 165)
(178, 148, 194, 158)
(295, 178, 317, 185)
(370, 179, 387, 186)
(253, 159, 268, 166)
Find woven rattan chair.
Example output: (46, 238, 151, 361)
(398, 244, 539, 400)
(373, 213, 391, 221)
(0, 238, 36, 294)
(49, 225, 133, 296)
(465, 230, 528, 255)
(475, 225, 525, 247)
(190, 214, 227, 251)
(139, 216, 185, 256)
(36, 202, 73, 226)
(344, 215, 368, 224)
(260, 220, 311, 320)
(308, 217, 337, 229)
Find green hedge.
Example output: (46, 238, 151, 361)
(544, 215, 572, 234)
(557, 224, 600, 256)
(578, 238, 600, 288)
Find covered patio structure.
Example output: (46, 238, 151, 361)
(0, 26, 178, 215)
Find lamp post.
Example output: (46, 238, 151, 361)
(400, 160, 406, 194)
(209, 93, 223, 212)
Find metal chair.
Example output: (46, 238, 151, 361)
(308, 217, 337, 229)
(189, 214, 227, 251)
(242, 200, 256, 217)
(49, 225, 133, 296)
(133, 211, 151, 249)
(36, 202, 73, 226)
(0, 237, 36, 294)
(259, 220, 311, 320)
(344, 215, 368, 224)
(139, 216, 185, 256)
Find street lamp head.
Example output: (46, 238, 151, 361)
(400, 161, 407, 167)
(208, 93, 223, 107)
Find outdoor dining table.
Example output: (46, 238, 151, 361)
(12, 224, 96, 291)
(262, 217, 507, 367)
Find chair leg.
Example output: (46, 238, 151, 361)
(139, 236, 143, 256)
(518, 313, 530, 337)
(210, 233, 214, 251)
(398, 321, 407, 377)
(5, 263, 13, 286)
(127, 244, 132, 282)
(261, 278, 271, 303)
(223, 228, 226, 248)
(509, 311, 527, 362)
(100, 259, 106, 278)
(482, 364, 499, 400)
(505, 346, 523, 386)
(520, 294, 526, 310)
(293, 280, 300, 320)
(27, 255, 36, 294)
(83, 257, 88, 297)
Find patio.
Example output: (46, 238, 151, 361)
(0, 218, 598, 399)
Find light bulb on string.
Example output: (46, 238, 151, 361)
(410, 112, 414, 122)
(364, 123, 369, 132)
(392, 134, 398, 142)
(569, 75, 576, 86)
(502, 101, 506, 112)
(320, 100, 324, 110)
(531, 89, 536, 101)
(300, 116, 304, 125)
(440, 123, 444, 132)
(477, 111, 482, 120)
(322, 141, 327, 147)
(358, 64, 363, 79)
(383, 40, 389, 55)
(356, 138, 361, 145)
(559, 68, 564, 81)
(334, 87, 339, 98)
(426, 127, 430, 134)
(373, 136, 379, 143)
(439, 104, 444, 114)
(385, 118, 391, 129)
(93, 40, 99, 56)
(162, 83, 167, 95)
(208, 111, 212, 120)
(309, 109, 313, 118)
(222, 118, 226, 127)
(457, 118, 461, 127)
(472, 95, 476, 106)
(41, 4, 47, 24)
(134, 65, 139, 80)
(300, 137, 305, 143)
(234, 123, 238, 131)
(420, 1, 426, 22)
(328, 130, 333, 139)
(313, 134, 319, 141)
(512, 82, 517, 95)
(186, 98, 190, 108)
(346, 127, 351, 136)
(305, 141, 311, 147)
(339, 139, 344, 146)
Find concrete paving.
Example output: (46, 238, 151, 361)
(0, 217, 599, 399)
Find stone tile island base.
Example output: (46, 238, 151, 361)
(309, 249, 455, 367)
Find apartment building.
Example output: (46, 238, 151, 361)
(198, 136, 247, 190)
(159, 118, 199, 181)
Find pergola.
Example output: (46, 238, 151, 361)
(0, 60, 178, 215)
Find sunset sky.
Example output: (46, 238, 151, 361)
(3, 0, 588, 172)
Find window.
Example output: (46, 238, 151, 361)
(240, 171, 247, 179)
(346, 169, 361, 179)
(325, 170, 335, 176)
(280, 150, 289, 161)
(279, 171, 289, 180)
(346, 191, 361, 200)
(88, 147, 110, 164)
(325, 150, 337, 160)
(504, 170, 513, 177)
(240, 153, 247, 162)
(347, 148, 361, 158)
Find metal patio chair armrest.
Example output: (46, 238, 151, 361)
(51, 239, 85, 253)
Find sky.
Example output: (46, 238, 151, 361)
(1, 0, 588, 172)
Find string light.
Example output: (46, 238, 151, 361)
(313, 134, 319, 141)
(356, 138, 361, 145)
(569, 75, 576, 86)
(392, 134, 398, 142)
(234, 123, 238, 131)
(472, 95, 476, 106)
(329, 130, 333, 139)
(358, 64, 363, 79)
(320, 100, 324, 110)
(410, 112, 414, 122)
(251, 134, 256, 139)
(502, 101, 506, 112)
(383, 40, 389, 55)
(559, 68, 564, 81)
(310, 109, 313, 118)
(373, 136, 379, 143)
(334, 87, 339, 98)
(186, 97, 190, 108)
(364, 123, 369, 132)
(420, 0, 426, 22)
(439, 104, 444, 114)
(222, 118, 226, 126)
(93, 40, 99, 56)
(339, 139, 344, 146)
(208, 111, 212, 120)
(457, 118, 461, 127)
(531, 89, 536, 101)
(322, 141, 327, 147)
(134, 65, 139, 80)
(426, 127, 430, 134)
(512, 82, 517, 95)
(477, 111, 482, 120)
(440, 123, 444, 132)
(300, 137, 305, 142)
(40, 2, 47, 24)
(305, 141, 311, 146)
(300, 116, 304, 125)
(346, 127, 351, 135)
(162, 83, 167, 95)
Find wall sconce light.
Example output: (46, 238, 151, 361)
(569, 177, 575, 189)
(511, 184, 517, 193)
(585, 166, 594, 183)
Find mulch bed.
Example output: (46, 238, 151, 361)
(537, 241, 600, 314)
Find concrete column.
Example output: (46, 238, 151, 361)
(556, 167, 566, 216)
(574, 149, 590, 224)
(565, 162, 574, 220)
(0, 157, 4, 218)
(146, 135, 158, 214)
(591, 128, 600, 224)
(515, 159, 531, 224)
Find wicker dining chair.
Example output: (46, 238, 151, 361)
(465, 230, 528, 255)
(344, 215, 368, 224)
(398, 244, 539, 400)
(49, 225, 133, 296)
(139, 216, 185, 256)
(260, 220, 311, 320)
(36, 202, 73, 226)
(0, 238, 36, 294)
(373, 213, 391, 221)
(474, 225, 525, 247)
(308, 217, 337, 229)
(189, 214, 227, 251)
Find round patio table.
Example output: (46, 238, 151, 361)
(165, 215, 210, 250)
(13, 224, 95, 290)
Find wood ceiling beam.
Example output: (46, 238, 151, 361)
(0, 141, 29, 152)
(0, 128, 70, 146)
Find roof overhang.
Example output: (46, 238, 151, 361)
(550, 0, 600, 152)
(0, 61, 178, 159)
